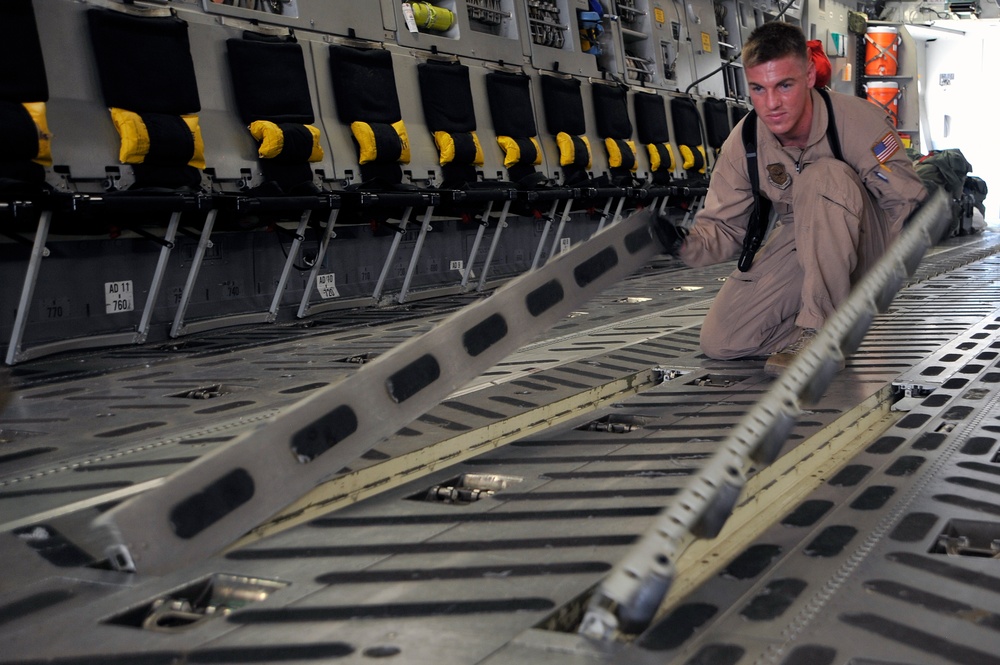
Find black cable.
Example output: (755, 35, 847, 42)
(673, 0, 798, 181)
(275, 224, 318, 273)
(683, 0, 797, 96)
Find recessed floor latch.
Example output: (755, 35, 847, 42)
(578, 414, 649, 433)
(104, 573, 288, 632)
(169, 384, 229, 400)
(930, 519, 1000, 558)
(411, 473, 522, 505)
(891, 382, 936, 412)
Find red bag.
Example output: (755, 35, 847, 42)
(807, 40, 832, 89)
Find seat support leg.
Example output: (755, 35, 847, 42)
(658, 196, 670, 217)
(396, 205, 436, 304)
(476, 199, 512, 292)
(268, 209, 312, 320)
(135, 210, 181, 342)
(608, 196, 627, 229)
(5, 210, 52, 365)
(530, 200, 561, 271)
(297, 208, 341, 318)
(546, 198, 575, 263)
(372, 206, 413, 303)
(461, 200, 493, 289)
(593, 197, 616, 235)
(681, 195, 704, 227)
(169, 209, 219, 338)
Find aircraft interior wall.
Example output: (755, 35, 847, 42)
(908, 20, 1000, 222)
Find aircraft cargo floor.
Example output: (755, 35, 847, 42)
(2, 230, 1000, 665)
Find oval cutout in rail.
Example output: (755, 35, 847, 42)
(386, 354, 441, 404)
(291, 404, 359, 463)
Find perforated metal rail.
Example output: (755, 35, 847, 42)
(578, 189, 951, 639)
(96, 208, 667, 574)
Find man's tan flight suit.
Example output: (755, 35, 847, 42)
(679, 88, 928, 359)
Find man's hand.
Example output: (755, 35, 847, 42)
(653, 214, 688, 256)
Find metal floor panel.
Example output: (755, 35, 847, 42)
(605, 314, 1000, 665)
(1, 233, 1000, 664)
(0, 261, 729, 531)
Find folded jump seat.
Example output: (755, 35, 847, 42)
(484, 68, 579, 271)
(225, 31, 342, 322)
(328, 43, 441, 304)
(2, 0, 60, 364)
(534, 72, 631, 267)
(668, 96, 710, 226)
(632, 89, 679, 215)
(702, 96, 732, 161)
(590, 79, 647, 233)
(6, 3, 214, 363)
(730, 104, 749, 130)
(87, 6, 236, 339)
(416, 58, 517, 290)
(668, 96, 711, 193)
(512, 74, 631, 268)
(0, 0, 50, 204)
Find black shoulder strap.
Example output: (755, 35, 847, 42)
(737, 90, 843, 272)
(738, 111, 769, 272)
(817, 87, 844, 162)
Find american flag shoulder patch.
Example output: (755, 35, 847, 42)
(872, 131, 900, 164)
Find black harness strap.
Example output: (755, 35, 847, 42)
(738, 113, 770, 272)
(738, 88, 841, 272)
(817, 88, 844, 162)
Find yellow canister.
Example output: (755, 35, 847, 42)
(410, 2, 454, 31)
